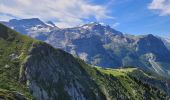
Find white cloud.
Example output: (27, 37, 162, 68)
(0, 0, 113, 28)
(0, 14, 15, 21)
(112, 22, 120, 27)
(148, 0, 170, 16)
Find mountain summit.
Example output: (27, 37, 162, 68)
(8, 18, 46, 26)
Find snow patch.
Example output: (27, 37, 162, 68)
(146, 53, 166, 75)
(78, 52, 88, 61)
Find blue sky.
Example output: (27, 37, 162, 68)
(90, 0, 170, 37)
(0, 0, 170, 37)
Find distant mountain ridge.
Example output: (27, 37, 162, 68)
(1, 18, 58, 40)
(1, 18, 170, 77)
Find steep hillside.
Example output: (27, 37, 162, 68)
(2, 18, 170, 77)
(0, 23, 38, 99)
(0, 23, 170, 100)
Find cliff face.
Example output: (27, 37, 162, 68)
(0, 23, 170, 100)
(22, 43, 106, 100)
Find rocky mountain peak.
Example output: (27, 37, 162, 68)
(81, 22, 122, 36)
(46, 21, 56, 27)
(8, 18, 46, 26)
(81, 22, 102, 30)
(136, 34, 169, 55)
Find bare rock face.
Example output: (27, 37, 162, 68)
(0, 91, 26, 100)
(22, 43, 106, 100)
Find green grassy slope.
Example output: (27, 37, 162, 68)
(0, 23, 40, 99)
(78, 59, 169, 100)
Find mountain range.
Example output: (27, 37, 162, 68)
(1, 22, 170, 100)
(1, 18, 170, 77)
